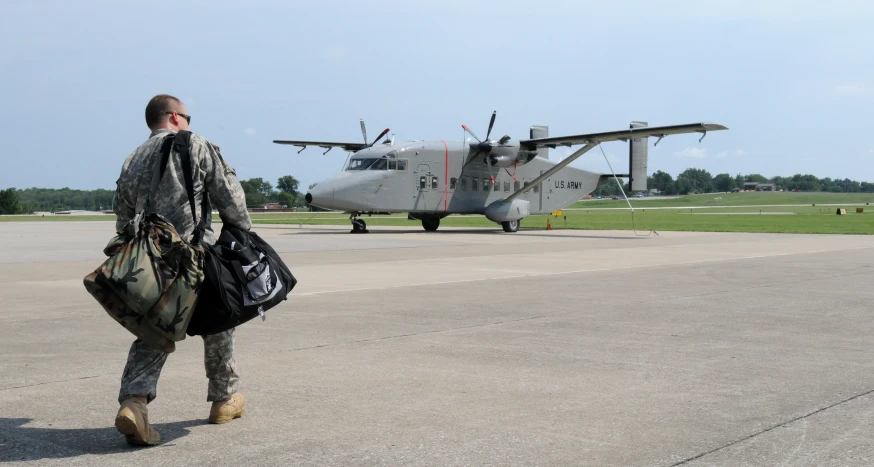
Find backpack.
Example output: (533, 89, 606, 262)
(83, 131, 206, 352)
(186, 224, 297, 336)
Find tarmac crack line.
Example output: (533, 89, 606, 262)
(1, 375, 99, 392)
(277, 315, 549, 354)
(655, 269, 874, 303)
(668, 387, 874, 467)
(291, 246, 874, 298)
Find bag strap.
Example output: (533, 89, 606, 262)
(175, 130, 210, 245)
(142, 136, 174, 216)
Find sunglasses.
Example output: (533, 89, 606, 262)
(166, 111, 191, 124)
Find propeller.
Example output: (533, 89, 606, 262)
(462, 111, 500, 183)
(360, 118, 390, 148)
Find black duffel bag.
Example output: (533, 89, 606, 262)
(187, 226, 297, 336)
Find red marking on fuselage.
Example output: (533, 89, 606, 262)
(441, 140, 449, 211)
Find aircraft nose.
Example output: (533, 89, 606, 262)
(305, 183, 334, 209)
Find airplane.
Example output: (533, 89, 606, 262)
(273, 112, 727, 233)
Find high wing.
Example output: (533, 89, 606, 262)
(519, 123, 728, 149)
(272, 140, 366, 153)
(504, 122, 728, 202)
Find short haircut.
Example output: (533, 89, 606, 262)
(145, 94, 184, 129)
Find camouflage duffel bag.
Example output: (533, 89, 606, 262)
(83, 213, 205, 353)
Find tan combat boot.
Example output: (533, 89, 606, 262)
(209, 393, 246, 424)
(115, 396, 161, 446)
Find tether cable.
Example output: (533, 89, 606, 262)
(598, 143, 658, 236)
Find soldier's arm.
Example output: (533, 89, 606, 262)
(201, 141, 252, 230)
(113, 176, 136, 236)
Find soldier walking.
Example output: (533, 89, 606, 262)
(111, 94, 252, 446)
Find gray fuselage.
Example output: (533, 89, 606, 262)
(306, 139, 602, 217)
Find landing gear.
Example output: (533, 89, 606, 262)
(501, 219, 520, 233)
(350, 216, 368, 234)
(422, 218, 440, 231)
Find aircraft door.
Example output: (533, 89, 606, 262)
(415, 164, 431, 192)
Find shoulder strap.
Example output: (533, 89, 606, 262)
(175, 130, 209, 245)
(143, 135, 175, 215)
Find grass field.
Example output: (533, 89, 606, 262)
(4, 192, 874, 234)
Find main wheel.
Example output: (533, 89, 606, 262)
(351, 219, 367, 233)
(501, 219, 519, 233)
(422, 218, 440, 231)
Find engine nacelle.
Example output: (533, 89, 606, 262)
(484, 199, 530, 223)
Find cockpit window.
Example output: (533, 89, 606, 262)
(346, 158, 378, 170)
(346, 154, 396, 171)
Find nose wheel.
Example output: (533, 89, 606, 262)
(350, 217, 368, 234)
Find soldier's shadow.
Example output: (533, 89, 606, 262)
(0, 418, 205, 462)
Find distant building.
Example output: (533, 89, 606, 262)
(742, 182, 777, 192)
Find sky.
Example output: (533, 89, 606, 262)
(1, 0, 873, 191)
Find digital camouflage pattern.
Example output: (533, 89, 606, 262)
(119, 329, 239, 403)
(83, 212, 205, 353)
(114, 129, 251, 245)
(84, 129, 252, 352)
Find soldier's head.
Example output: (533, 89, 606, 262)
(145, 94, 191, 132)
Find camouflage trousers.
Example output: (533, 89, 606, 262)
(118, 328, 239, 404)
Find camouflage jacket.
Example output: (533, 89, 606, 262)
(113, 129, 251, 244)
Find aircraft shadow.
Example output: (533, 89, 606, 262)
(278, 228, 645, 241)
(0, 417, 204, 462)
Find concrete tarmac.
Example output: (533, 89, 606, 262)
(1, 221, 873, 466)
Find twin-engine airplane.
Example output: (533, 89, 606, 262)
(274, 112, 727, 233)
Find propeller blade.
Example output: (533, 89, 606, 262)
(360, 118, 367, 145)
(485, 110, 496, 140)
(370, 128, 390, 146)
(462, 124, 481, 143)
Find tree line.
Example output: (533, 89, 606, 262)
(0, 175, 310, 214)
(592, 169, 874, 197)
(3, 170, 874, 215)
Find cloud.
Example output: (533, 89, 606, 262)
(675, 147, 707, 158)
(834, 83, 871, 97)
(243, 128, 256, 136)
(868, 149, 874, 155)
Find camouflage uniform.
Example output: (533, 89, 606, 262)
(114, 129, 251, 403)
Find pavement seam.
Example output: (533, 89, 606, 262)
(1, 375, 100, 392)
(276, 315, 549, 354)
(291, 246, 874, 298)
(668, 388, 874, 466)
(655, 269, 874, 303)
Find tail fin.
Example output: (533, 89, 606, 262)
(629, 121, 648, 191)
(530, 125, 549, 160)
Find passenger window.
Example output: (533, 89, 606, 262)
(493, 180, 500, 192)
(388, 160, 397, 170)
(398, 160, 407, 171)
(450, 178, 457, 190)
(533, 183, 539, 193)
(461, 177, 467, 191)
(483, 178, 489, 190)
(472, 178, 479, 191)
(432, 176, 438, 189)
(514, 181, 521, 191)
(419, 176, 427, 189)
(504, 180, 510, 192)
